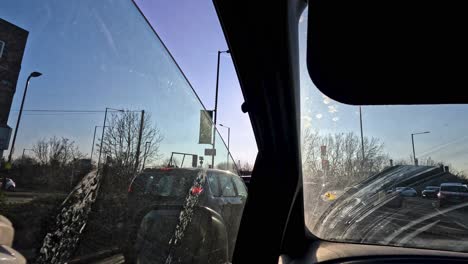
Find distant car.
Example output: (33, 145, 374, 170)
(438, 183, 468, 208)
(422, 186, 440, 199)
(241, 175, 251, 188)
(0, 178, 16, 191)
(384, 187, 416, 208)
(393, 187, 418, 197)
(124, 168, 247, 264)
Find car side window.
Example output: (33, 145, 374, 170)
(219, 175, 236, 197)
(143, 176, 155, 194)
(207, 174, 221, 196)
(232, 177, 247, 198)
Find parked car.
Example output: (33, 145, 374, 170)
(241, 175, 251, 188)
(124, 168, 247, 264)
(387, 187, 417, 197)
(422, 186, 440, 199)
(0, 178, 16, 191)
(438, 183, 468, 208)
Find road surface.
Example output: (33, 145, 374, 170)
(3, 190, 64, 204)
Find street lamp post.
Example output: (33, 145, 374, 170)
(22, 148, 33, 160)
(134, 110, 145, 172)
(219, 124, 230, 170)
(4, 71, 42, 190)
(411, 131, 430, 165)
(212, 49, 230, 168)
(142, 141, 150, 170)
(359, 106, 365, 161)
(7, 72, 42, 165)
(90, 125, 109, 162)
(97, 108, 124, 171)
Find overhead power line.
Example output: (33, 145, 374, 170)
(11, 109, 144, 115)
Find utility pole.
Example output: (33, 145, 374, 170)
(90, 125, 108, 162)
(97, 110, 109, 171)
(97, 108, 123, 171)
(212, 49, 230, 168)
(135, 110, 145, 172)
(359, 106, 365, 162)
(411, 131, 430, 166)
(142, 141, 150, 170)
(219, 124, 230, 170)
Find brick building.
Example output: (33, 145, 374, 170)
(0, 18, 29, 158)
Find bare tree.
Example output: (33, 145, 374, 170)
(239, 161, 253, 172)
(302, 130, 388, 188)
(32, 136, 84, 166)
(216, 162, 237, 171)
(98, 111, 164, 173)
(33, 138, 49, 165)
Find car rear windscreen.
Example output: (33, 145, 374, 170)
(441, 185, 467, 192)
(133, 170, 198, 197)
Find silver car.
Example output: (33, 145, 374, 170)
(395, 187, 417, 197)
(0, 178, 16, 191)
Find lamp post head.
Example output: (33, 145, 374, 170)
(412, 131, 430, 136)
(106, 108, 125, 112)
(30, 72, 42, 78)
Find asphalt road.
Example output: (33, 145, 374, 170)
(2, 189, 67, 204)
(3, 190, 46, 204)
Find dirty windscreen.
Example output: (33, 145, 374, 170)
(0, 1, 245, 263)
(300, 7, 468, 253)
(132, 171, 197, 197)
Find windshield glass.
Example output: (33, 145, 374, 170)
(0, 1, 248, 263)
(300, 8, 468, 253)
(133, 170, 197, 197)
(441, 185, 468, 192)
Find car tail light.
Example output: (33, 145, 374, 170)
(160, 167, 173, 171)
(128, 184, 133, 193)
(191, 186, 203, 195)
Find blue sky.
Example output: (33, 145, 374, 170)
(134, 0, 257, 165)
(0, 0, 257, 167)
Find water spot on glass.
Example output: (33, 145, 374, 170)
(328, 105, 338, 113)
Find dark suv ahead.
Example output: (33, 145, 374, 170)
(438, 183, 468, 208)
(422, 186, 440, 199)
(124, 168, 247, 264)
